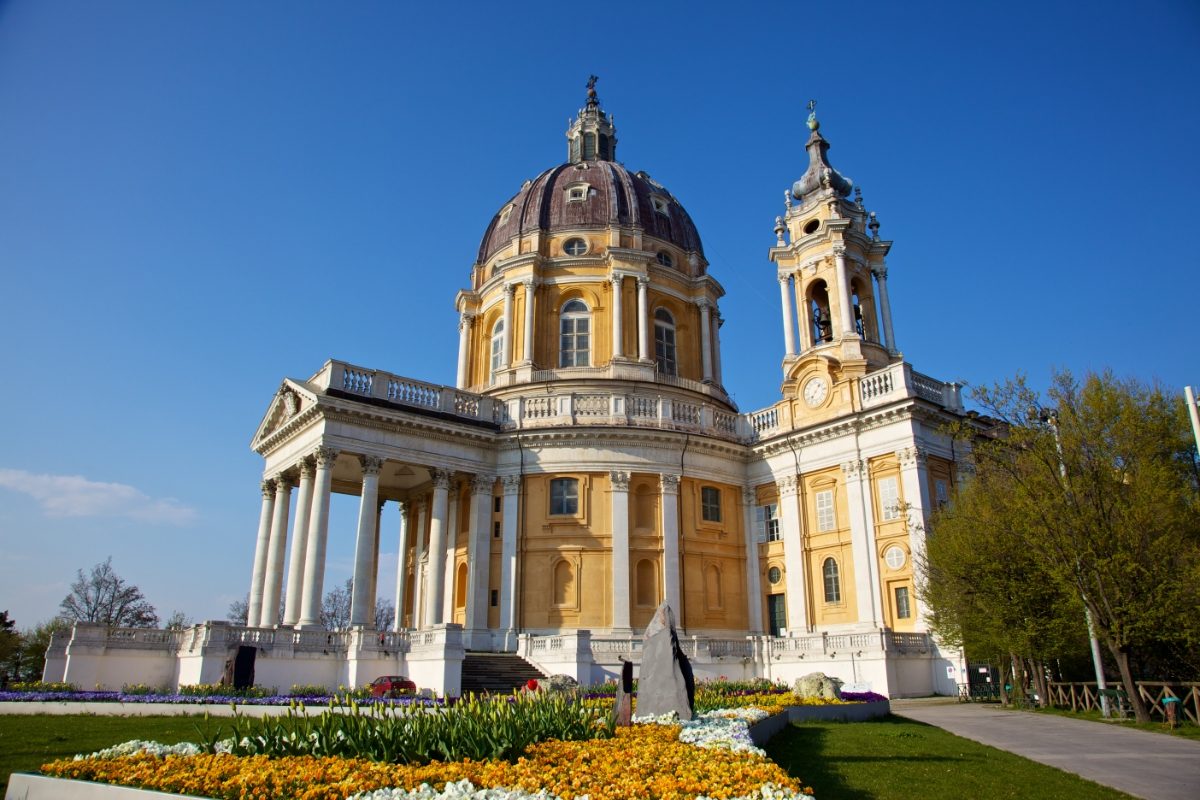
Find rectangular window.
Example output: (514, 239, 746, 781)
(493, 520, 501, 538)
(550, 477, 579, 516)
(878, 476, 901, 521)
(895, 586, 911, 619)
(755, 503, 781, 543)
(559, 317, 590, 367)
(816, 489, 836, 531)
(490, 589, 499, 607)
(701, 486, 721, 522)
(935, 480, 949, 508)
(493, 496, 502, 513)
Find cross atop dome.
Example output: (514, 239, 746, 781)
(567, 76, 617, 163)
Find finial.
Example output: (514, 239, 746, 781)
(784, 189, 792, 209)
(774, 216, 787, 246)
(854, 186, 864, 211)
(806, 99, 819, 131)
(868, 211, 880, 241)
(586, 75, 599, 104)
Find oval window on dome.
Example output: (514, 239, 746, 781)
(563, 238, 588, 256)
(803, 219, 821, 235)
(656, 251, 673, 267)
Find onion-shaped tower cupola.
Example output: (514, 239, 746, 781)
(791, 101, 853, 202)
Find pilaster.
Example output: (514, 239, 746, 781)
(610, 471, 631, 633)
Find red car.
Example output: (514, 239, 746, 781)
(369, 675, 417, 698)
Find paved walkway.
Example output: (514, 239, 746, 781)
(891, 698, 1200, 800)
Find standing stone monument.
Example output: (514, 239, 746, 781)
(635, 603, 695, 720)
(612, 659, 634, 727)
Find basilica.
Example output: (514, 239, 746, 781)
(48, 84, 969, 697)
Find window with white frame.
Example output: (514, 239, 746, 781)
(822, 557, 841, 603)
(701, 486, 721, 522)
(755, 503, 781, 543)
(878, 475, 901, 521)
(563, 237, 588, 256)
(550, 477, 579, 516)
(816, 489, 836, 531)
(490, 319, 504, 379)
(565, 182, 590, 202)
(656, 251, 673, 267)
(559, 299, 590, 367)
(895, 586, 912, 619)
(653, 308, 677, 376)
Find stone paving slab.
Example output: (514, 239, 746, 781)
(892, 698, 1200, 800)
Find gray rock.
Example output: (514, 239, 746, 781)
(635, 603, 695, 720)
(794, 672, 844, 701)
(546, 674, 579, 693)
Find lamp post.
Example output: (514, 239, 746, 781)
(1043, 411, 1112, 718)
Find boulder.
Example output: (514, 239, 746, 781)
(545, 674, 579, 693)
(794, 672, 844, 700)
(634, 603, 695, 720)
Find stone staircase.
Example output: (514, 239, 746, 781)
(460, 652, 546, 694)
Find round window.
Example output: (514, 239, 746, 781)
(884, 546, 906, 570)
(767, 566, 782, 585)
(803, 219, 820, 235)
(563, 237, 588, 256)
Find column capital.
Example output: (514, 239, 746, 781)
(840, 459, 866, 480)
(778, 273, 792, 286)
(471, 474, 494, 495)
(273, 473, 293, 492)
(429, 468, 452, 489)
(832, 244, 847, 258)
(609, 471, 630, 491)
(360, 455, 385, 476)
(695, 297, 712, 311)
(297, 457, 315, 478)
(459, 312, 475, 329)
(313, 446, 340, 468)
(897, 446, 928, 468)
(742, 487, 756, 506)
(777, 474, 800, 497)
(637, 275, 650, 288)
(503, 282, 517, 297)
(872, 265, 889, 280)
(610, 273, 625, 288)
(522, 278, 539, 291)
(260, 479, 276, 498)
(660, 473, 681, 494)
(448, 485, 461, 502)
(501, 475, 522, 495)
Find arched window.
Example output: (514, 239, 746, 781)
(490, 319, 504, 380)
(553, 559, 574, 606)
(583, 133, 596, 160)
(809, 281, 833, 344)
(636, 559, 658, 607)
(559, 300, 590, 367)
(654, 308, 677, 376)
(705, 564, 723, 610)
(822, 557, 841, 603)
(455, 563, 468, 608)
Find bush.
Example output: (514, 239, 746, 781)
(9, 680, 77, 693)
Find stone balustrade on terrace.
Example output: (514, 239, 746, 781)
(311, 359, 963, 444)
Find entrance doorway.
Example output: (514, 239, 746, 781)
(767, 594, 786, 636)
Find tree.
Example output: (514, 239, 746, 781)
(927, 371, 1200, 722)
(164, 611, 193, 630)
(0, 611, 18, 685)
(10, 618, 70, 683)
(322, 579, 394, 631)
(59, 557, 159, 629)
(227, 596, 249, 625)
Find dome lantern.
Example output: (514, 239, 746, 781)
(566, 75, 617, 163)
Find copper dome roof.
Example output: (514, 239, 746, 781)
(475, 160, 705, 267)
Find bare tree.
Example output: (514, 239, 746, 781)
(374, 597, 395, 632)
(60, 558, 158, 628)
(164, 610, 193, 629)
(321, 579, 394, 631)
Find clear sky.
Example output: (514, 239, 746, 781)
(1, 0, 1196, 631)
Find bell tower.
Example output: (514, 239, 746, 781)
(770, 102, 898, 413)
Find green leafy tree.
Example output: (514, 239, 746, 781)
(929, 371, 1200, 722)
(59, 557, 159, 629)
(0, 611, 19, 685)
(12, 618, 70, 683)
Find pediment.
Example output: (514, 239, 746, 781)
(251, 380, 319, 447)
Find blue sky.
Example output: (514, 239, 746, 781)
(1, 1, 1196, 630)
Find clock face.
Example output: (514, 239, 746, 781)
(803, 376, 828, 407)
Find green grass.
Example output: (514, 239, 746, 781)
(0, 714, 218, 794)
(765, 715, 1135, 800)
(1031, 705, 1200, 740)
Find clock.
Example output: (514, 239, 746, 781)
(803, 376, 828, 407)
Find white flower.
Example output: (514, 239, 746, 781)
(75, 739, 201, 760)
(346, 779, 569, 800)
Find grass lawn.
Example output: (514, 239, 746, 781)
(766, 715, 1135, 800)
(1031, 705, 1200, 740)
(0, 714, 219, 794)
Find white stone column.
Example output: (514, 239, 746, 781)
(260, 473, 293, 627)
(464, 475, 493, 644)
(843, 459, 882, 626)
(741, 488, 764, 634)
(712, 311, 724, 387)
(779, 275, 797, 357)
(610, 471, 631, 633)
(521, 281, 536, 364)
(898, 446, 932, 627)
(611, 275, 624, 358)
(660, 474, 682, 621)
(834, 245, 856, 337)
(795, 273, 812, 351)
(442, 485, 460, 623)
(392, 501, 409, 631)
(456, 313, 474, 389)
(299, 447, 339, 628)
(283, 459, 315, 626)
(697, 299, 713, 383)
(499, 475, 520, 640)
(411, 498, 429, 629)
(246, 480, 276, 628)
(502, 283, 515, 368)
(637, 277, 650, 361)
(873, 265, 896, 353)
(370, 499, 383, 620)
(424, 469, 451, 627)
(777, 475, 809, 634)
(350, 456, 384, 627)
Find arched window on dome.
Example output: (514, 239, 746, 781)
(822, 557, 842, 604)
(653, 308, 677, 377)
(559, 299, 590, 368)
(490, 319, 504, 381)
(808, 281, 833, 345)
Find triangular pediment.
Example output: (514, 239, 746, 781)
(251, 379, 319, 447)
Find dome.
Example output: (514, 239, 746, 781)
(476, 161, 705, 266)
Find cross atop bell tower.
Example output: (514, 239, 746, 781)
(566, 75, 617, 163)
